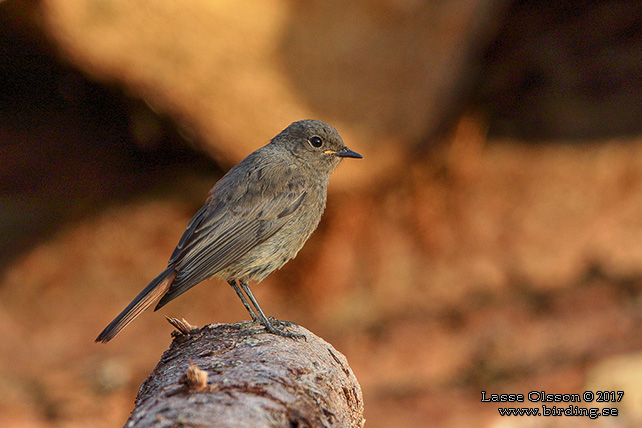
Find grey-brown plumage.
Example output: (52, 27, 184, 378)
(96, 120, 362, 342)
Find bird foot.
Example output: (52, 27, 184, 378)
(268, 317, 299, 328)
(263, 319, 306, 341)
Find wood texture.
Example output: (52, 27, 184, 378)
(127, 321, 364, 427)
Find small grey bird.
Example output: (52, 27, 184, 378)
(96, 119, 361, 342)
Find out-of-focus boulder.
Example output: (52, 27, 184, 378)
(39, 0, 507, 187)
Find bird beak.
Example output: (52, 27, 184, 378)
(326, 147, 363, 159)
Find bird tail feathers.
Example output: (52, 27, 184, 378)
(95, 267, 176, 343)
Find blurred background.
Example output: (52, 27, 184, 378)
(1, 0, 641, 426)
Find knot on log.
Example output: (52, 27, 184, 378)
(127, 321, 365, 427)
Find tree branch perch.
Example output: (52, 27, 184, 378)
(126, 321, 365, 427)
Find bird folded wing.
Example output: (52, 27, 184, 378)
(155, 180, 307, 309)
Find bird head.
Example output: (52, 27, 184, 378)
(274, 119, 362, 173)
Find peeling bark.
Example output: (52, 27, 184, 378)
(127, 321, 365, 427)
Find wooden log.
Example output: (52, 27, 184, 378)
(126, 320, 365, 427)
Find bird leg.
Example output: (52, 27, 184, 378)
(238, 280, 305, 340)
(227, 280, 260, 322)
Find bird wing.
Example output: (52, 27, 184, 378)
(155, 163, 307, 309)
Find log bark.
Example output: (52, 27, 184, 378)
(126, 321, 365, 427)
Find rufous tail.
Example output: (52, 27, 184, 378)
(95, 268, 176, 343)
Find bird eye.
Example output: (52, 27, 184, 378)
(308, 136, 323, 148)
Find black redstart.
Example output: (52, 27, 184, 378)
(96, 119, 362, 342)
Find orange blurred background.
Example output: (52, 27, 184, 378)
(1, 1, 640, 427)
